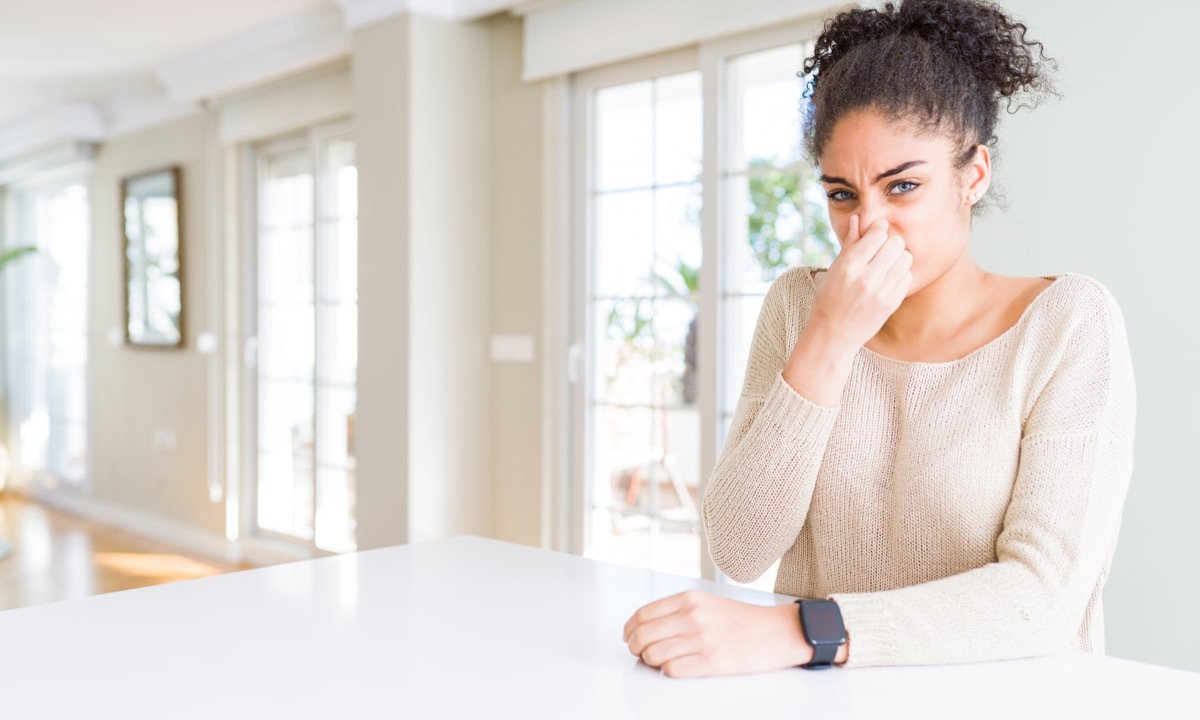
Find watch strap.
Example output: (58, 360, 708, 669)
(805, 639, 839, 668)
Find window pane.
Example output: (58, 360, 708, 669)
(591, 404, 655, 511)
(726, 43, 807, 173)
(595, 81, 653, 192)
(262, 150, 312, 227)
(585, 70, 704, 579)
(654, 72, 703, 185)
(6, 183, 89, 487)
(723, 170, 837, 295)
(259, 227, 313, 304)
(653, 183, 702, 299)
(317, 218, 357, 303)
(316, 386, 356, 468)
(258, 454, 314, 540)
(317, 303, 357, 387)
(593, 299, 655, 407)
(255, 134, 357, 551)
(594, 190, 654, 297)
(258, 379, 314, 458)
(257, 378, 315, 540)
(652, 297, 698, 408)
(325, 138, 358, 220)
(258, 303, 315, 381)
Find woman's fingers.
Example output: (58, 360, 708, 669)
(622, 591, 690, 642)
(626, 613, 688, 656)
(844, 218, 889, 261)
(661, 654, 708, 678)
(868, 234, 908, 272)
(842, 214, 862, 249)
(638, 636, 701, 669)
(884, 249, 914, 297)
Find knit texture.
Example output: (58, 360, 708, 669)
(702, 267, 1136, 667)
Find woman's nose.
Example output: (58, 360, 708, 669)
(856, 197, 888, 235)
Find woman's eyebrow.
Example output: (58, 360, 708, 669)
(819, 160, 928, 186)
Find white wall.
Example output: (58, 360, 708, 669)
(89, 114, 224, 537)
(353, 13, 495, 547)
(353, 14, 413, 550)
(408, 14, 494, 542)
(488, 14, 547, 547)
(972, 0, 1200, 673)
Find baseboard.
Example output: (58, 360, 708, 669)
(25, 487, 238, 563)
(21, 488, 314, 567)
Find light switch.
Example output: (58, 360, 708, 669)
(490, 334, 535, 363)
(196, 332, 217, 354)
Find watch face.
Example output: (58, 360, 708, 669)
(801, 601, 846, 645)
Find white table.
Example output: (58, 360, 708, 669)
(0, 536, 1196, 718)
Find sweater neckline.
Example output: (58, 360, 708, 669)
(808, 269, 1069, 368)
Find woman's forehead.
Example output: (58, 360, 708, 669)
(819, 110, 956, 174)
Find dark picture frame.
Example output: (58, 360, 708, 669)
(121, 165, 184, 348)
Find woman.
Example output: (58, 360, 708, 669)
(623, 0, 1135, 676)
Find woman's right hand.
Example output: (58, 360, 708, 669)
(780, 215, 912, 406)
(808, 215, 913, 352)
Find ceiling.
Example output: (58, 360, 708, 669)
(0, 0, 537, 135)
(0, 0, 331, 127)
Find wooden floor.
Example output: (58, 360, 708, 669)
(0, 493, 248, 612)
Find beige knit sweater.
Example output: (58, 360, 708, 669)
(702, 267, 1136, 668)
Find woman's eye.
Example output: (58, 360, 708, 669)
(889, 181, 919, 195)
(827, 190, 854, 203)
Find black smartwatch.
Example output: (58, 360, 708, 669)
(795, 599, 846, 669)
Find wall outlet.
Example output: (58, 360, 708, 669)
(153, 429, 177, 451)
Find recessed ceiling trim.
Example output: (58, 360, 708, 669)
(333, 0, 533, 28)
(0, 102, 104, 165)
(154, 5, 351, 103)
(333, 0, 409, 28)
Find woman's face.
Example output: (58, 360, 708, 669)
(818, 109, 989, 294)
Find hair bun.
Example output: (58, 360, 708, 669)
(805, 0, 1054, 107)
(894, 0, 1053, 99)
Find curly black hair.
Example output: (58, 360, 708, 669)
(801, 0, 1056, 173)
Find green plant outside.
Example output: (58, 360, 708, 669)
(0, 247, 36, 272)
(605, 161, 838, 402)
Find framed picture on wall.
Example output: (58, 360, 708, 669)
(121, 165, 184, 348)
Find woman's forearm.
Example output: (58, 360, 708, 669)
(782, 319, 860, 408)
(702, 375, 841, 583)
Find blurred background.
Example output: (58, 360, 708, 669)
(0, 0, 1195, 674)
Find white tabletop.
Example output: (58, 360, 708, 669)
(1, 536, 1196, 718)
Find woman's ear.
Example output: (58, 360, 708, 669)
(964, 144, 992, 206)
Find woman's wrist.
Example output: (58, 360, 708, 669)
(782, 321, 860, 407)
(772, 603, 817, 666)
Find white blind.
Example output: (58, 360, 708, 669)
(522, 0, 842, 81)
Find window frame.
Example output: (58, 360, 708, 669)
(243, 118, 357, 555)
(570, 47, 701, 567)
(566, 19, 828, 581)
(1, 161, 95, 497)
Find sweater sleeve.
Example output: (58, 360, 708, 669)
(702, 270, 842, 583)
(829, 282, 1137, 667)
